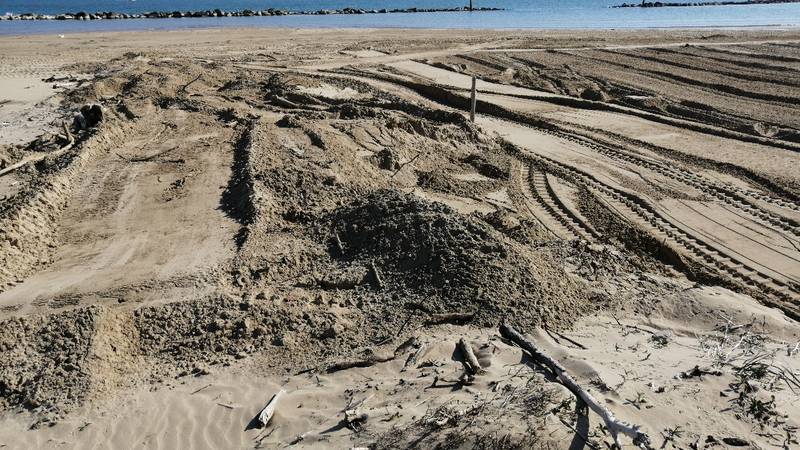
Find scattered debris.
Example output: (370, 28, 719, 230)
(676, 366, 723, 379)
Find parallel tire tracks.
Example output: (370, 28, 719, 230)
(553, 129, 800, 235)
(507, 145, 799, 319)
(519, 163, 599, 242)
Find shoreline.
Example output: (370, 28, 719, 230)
(1, 23, 799, 39)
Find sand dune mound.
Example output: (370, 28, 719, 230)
(330, 190, 588, 327)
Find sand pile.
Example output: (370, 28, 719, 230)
(329, 190, 589, 328)
(0, 308, 98, 420)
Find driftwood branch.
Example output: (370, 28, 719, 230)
(458, 338, 483, 375)
(677, 365, 723, 379)
(62, 121, 75, 146)
(257, 389, 286, 428)
(270, 95, 300, 109)
(427, 312, 474, 325)
(179, 73, 202, 93)
(326, 353, 395, 373)
(344, 394, 372, 431)
(403, 343, 428, 371)
(0, 121, 76, 178)
(390, 152, 422, 178)
(369, 260, 384, 290)
(332, 231, 345, 256)
(546, 328, 588, 350)
(500, 323, 652, 449)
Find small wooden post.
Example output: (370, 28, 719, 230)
(469, 0, 473, 11)
(470, 76, 477, 122)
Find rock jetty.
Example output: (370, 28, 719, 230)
(1, 6, 502, 21)
(614, 0, 798, 7)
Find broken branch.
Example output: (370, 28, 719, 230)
(427, 312, 474, 326)
(326, 353, 395, 373)
(390, 152, 422, 178)
(0, 122, 76, 178)
(369, 260, 384, 290)
(500, 323, 652, 449)
(458, 337, 483, 375)
(676, 365, 722, 379)
(179, 73, 202, 93)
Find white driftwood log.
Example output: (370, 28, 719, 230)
(500, 324, 652, 449)
(257, 389, 286, 428)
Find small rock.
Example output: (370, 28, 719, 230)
(580, 86, 610, 102)
(375, 148, 399, 170)
(721, 437, 749, 446)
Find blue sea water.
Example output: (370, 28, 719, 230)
(1, 0, 799, 35)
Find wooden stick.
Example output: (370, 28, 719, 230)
(62, 120, 74, 146)
(546, 328, 588, 350)
(470, 76, 477, 122)
(190, 383, 212, 395)
(369, 260, 384, 290)
(333, 231, 345, 255)
(458, 338, 483, 375)
(0, 136, 75, 178)
(270, 95, 300, 109)
(499, 324, 652, 449)
(390, 152, 422, 178)
(257, 389, 286, 428)
(326, 353, 394, 373)
(179, 73, 202, 93)
(403, 343, 428, 371)
(427, 312, 474, 325)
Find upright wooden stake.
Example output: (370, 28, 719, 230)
(469, 0, 473, 11)
(470, 76, 477, 122)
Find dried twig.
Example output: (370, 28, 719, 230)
(332, 231, 345, 256)
(676, 365, 722, 379)
(390, 152, 422, 178)
(0, 121, 76, 178)
(546, 328, 588, 350)
(369, 260, 384, 290)
(179, 73, 202, 93)
(190, 384, 212, 395)
(427, 312, 474, 325)
(326, 353, 395, 373)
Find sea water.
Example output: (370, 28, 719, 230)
(1, 0, 799, 35)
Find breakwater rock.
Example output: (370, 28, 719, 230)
(2, 6, 503, 21)
(614, 0, 798, 7)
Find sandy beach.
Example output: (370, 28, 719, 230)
(1, 27, 799, 449)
